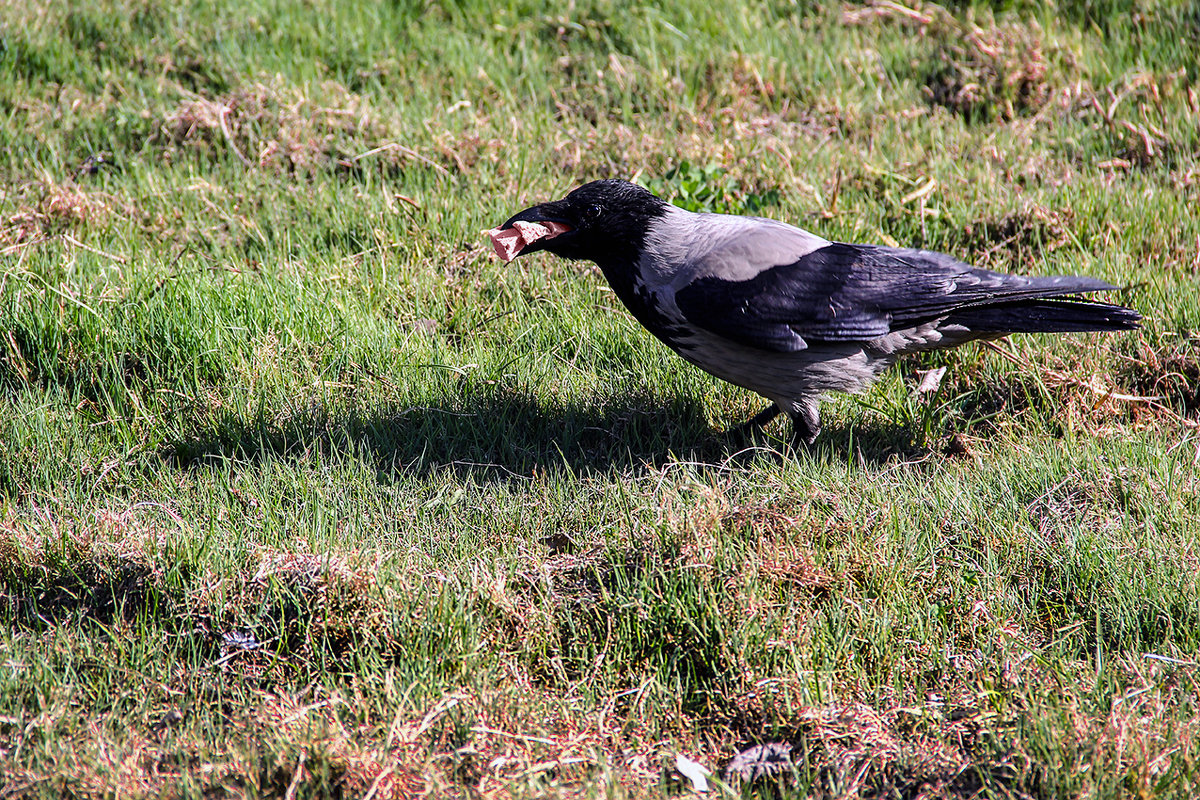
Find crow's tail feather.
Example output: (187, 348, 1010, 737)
(945, 298, 1141, 333)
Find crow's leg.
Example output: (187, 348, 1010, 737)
(790, 400, 822, 446)
(726, 404, 782, 439)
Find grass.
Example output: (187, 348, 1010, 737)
(1, 0, 1199, 796)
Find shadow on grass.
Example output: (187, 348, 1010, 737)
(166, 388, 927, 482)
(3, 557, 160, 627)
(169, 390, 729, 480)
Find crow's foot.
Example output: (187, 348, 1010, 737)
(726, 405, 782, 442)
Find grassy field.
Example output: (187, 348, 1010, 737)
(2, 0, 1199, 796)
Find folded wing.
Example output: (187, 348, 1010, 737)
(673, 241, 1136, 352)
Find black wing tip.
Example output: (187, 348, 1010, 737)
(945, 299, 1143, 333)
(1004, 277, 1143, 330)
(1057, 292, 1143, 330)
(1106, 305, 1143, 330)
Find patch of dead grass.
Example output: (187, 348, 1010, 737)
(958, 202, 1075, 270)
(187, 543, 391, 680)
(977, 339, 1198, 435)
(755, 539, 837, 597)
(7, 669, 1193, 798)
(924, 18, 1056, 123)
(0, 506, 173, 624)
(1, 682, 676, 799)
(1081, 69, 1193, 169)
(844, 3, 1062, 123)
(250, 690, 430, 799)
(718, 651, 1200, 797)
(720, 505, 844, 597)
(792, 703, 961, 795)
(0, 177, 130, 251)
(156, 80, 435, 176)
(1119, 337, 1200, 415)
(3, 521, 1197, 797)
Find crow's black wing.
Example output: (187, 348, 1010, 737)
(673, 242, 1121, 352)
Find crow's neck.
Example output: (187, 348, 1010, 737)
(596, 257, 691, 352)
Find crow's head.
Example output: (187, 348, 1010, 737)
(488, 179, 668, 265)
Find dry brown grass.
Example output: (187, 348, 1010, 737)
(924, 19, 1055, 123)
(842, 3, 1060, 123)
(5, 671, 1193, 799)
(1117, 337, 1200, 418)
(0, 506, 170, 577)
(0, 506, 179, 631)
(3, 511, 1197, 798)
(0, 178, 129, 252)
(156, 80, 434, 176)
(1081, 69, 1194, 169)
(958, 203, 1075, 271)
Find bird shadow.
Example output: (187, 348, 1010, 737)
(167, 389, 925, 483)
(169, 390, 731, 482)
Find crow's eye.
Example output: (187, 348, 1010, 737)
(587, 203, 603, 218)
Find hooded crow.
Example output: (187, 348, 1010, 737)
(488, 179, 1140, 444)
